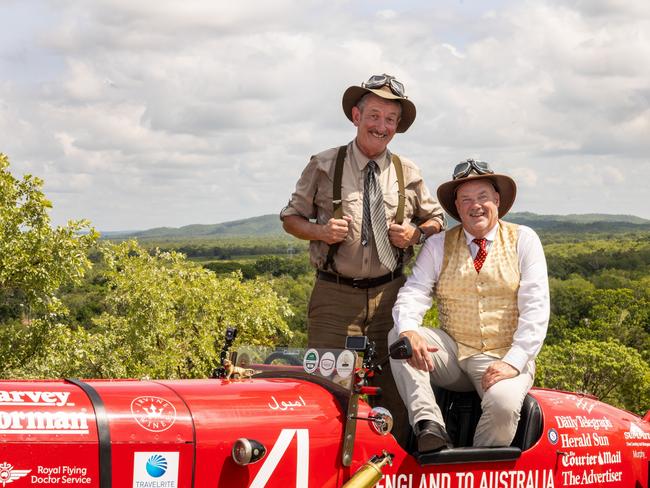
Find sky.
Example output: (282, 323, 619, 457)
(1, 0, 649, 231)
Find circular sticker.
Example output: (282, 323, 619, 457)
(319, 352, 336, 377)
(547, 428, 559, 445)
(303, 348, 319, 374)
(131, 396, 177, 432)
(336, 350, 355, 379)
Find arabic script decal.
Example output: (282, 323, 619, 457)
(268, 396, 306, 411)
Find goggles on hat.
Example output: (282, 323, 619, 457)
(361, 74, 407, 98)
(452, 158, 494, 180)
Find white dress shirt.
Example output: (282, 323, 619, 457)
(392, 222, 550, 372)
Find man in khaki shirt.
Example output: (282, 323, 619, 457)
(280, 74, 445, 444)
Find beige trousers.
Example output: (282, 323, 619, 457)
(308, 275, 409, 446)
(388, 326, 534, 447)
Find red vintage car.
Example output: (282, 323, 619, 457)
(0, 332, 648, 488)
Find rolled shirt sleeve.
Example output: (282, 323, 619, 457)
(401, 159, 446, 229)
(280, 155, 321, 221)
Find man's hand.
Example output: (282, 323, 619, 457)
(481, 360, 519, 391)
(388, 223, 417, 248)
(320, 216, 352, 244)
(400, 331, 438, 372)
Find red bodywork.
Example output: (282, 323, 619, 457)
(0, 372, 648, 487)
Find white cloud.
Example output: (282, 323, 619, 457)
(0, 0, 648, 230)
(441, 43, 465, 59)
(510, 167, 539, 188)
(377, 9, 397, 20)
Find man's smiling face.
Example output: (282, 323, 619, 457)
(455, 179, 501, 238)
(352, 94, 400, 159)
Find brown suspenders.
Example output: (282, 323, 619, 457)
(323, 145, 405, 273)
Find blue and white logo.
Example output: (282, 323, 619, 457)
(133, 452, 179, 487)
(145, 454, 168, 478)
(547, 428, 559, 445)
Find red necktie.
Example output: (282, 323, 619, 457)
(473, 238, 488, 272)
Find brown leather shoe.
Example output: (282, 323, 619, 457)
(414, 420, 452, 453)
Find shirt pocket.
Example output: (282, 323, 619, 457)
(383, 184, 414, 224)
(313, 180, 334, 225)
(342, 190, 361, 240)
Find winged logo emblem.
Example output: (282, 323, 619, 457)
(0, 462, 31, 487)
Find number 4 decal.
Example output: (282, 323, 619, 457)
(249, 429, 309, 488)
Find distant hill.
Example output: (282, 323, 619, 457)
(505, 212, 650, 233)
(104, 212, 650, 240)
(107, 214, 285, 240)
(508, 212, 649, 225)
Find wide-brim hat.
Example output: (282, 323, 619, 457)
(342, 84, 416, 133)
(437, 168, 517, 222)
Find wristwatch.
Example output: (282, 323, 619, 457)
(411, 223, 427, 245)
(417, 226, 427, 245)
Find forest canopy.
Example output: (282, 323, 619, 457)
(0, 153, 292, 379)
(1, 153, 648, 414)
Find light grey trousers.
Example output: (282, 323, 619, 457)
(388, 327, 534, 447)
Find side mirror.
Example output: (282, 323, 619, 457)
(388, 336, 412, 360)
(368, 407, 393, 435)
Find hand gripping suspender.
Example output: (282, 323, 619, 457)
(323, 145, 405, 273)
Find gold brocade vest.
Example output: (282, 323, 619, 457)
(436, 221, 520, 361)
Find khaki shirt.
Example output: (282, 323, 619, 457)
(281, 140, 445, 278)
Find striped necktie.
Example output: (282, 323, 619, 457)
(362, 160, 397, 271)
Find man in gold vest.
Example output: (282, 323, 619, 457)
(389, 159, 549, 451)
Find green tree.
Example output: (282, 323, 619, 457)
(0, 153, 98, 320)
(537, 339, 650, 415)
(270, 272, 314, 346)
(581, 289, 650, 360)
(422, 302, 440, 329)
(548, 275, 595, 328)
(253, 255, 311, 278)
(0, 153, 98, 376)
(3, 242, 293, 379)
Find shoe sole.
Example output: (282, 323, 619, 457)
(417, 433, 448, 453)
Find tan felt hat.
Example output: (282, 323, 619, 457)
(342, 74, 416, 133)
(437, 159, 517, 222)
